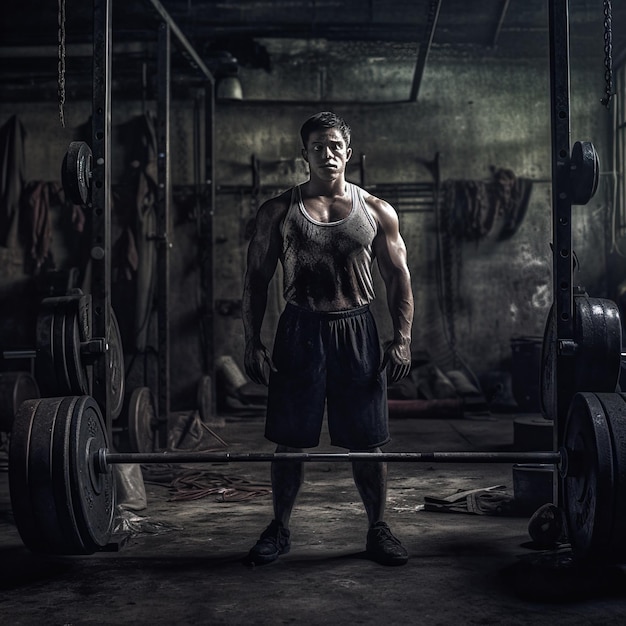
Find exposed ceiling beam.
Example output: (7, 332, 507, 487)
(492, 0, 511, 47)
(409, 0, 442, 102)
(144, 0, 213, 81)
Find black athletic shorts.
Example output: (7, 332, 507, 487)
(265, 303, 389, 450)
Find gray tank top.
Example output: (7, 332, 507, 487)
(280, 182, 377, 311)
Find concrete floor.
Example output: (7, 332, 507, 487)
(1, 408, 626, 625)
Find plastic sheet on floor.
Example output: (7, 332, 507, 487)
(113, 506, 182, 537)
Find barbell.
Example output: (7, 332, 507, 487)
(9, 390, 626, 563)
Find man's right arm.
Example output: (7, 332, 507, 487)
(242, 196, 286, 385)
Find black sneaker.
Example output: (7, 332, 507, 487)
(245, 520, 291, 565)
(366, 521, 408, 566)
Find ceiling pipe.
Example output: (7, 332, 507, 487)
(144, 0, 214, 82)
(492, 0, 511, 47)
(409, 0, 442, 102)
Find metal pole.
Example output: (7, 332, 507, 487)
(548, 0, 574, 441)
(91, 0, 112, 433)
(409, 0, 442, 102)
(199, 80, 216, 417)
(156, 22, 172, 441)
(101, 450, 562, 469)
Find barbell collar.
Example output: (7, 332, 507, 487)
(558, 339, 579, 356)
(96, 449, 562, 474)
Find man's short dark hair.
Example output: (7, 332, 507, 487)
(300, 111, 351, 148)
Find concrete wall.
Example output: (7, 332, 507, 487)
(213, 35, 613, 390)
(0, 25, 614, 410)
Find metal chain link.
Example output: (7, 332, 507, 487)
(58, 0, 66, 127)
(601, 0, 614, 109)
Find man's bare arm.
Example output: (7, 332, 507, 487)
(242, 195, 287, 385)
(370, 196, 414, 383)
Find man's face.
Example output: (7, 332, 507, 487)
(303, 128, 352, 180)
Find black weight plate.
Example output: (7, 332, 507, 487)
(62, 141, 92, 206)
(540, 305, 556, 421)
(51, 395, 92, 554)
(570, 141, 599, 206)
(575, 297, 621, 392)
(540, 297, 622, 422)
(68, 395, 115, 551)
(64, 303, 89, 395)
(33, 396, 95, 554)
(109, 310, 125, 421)
(9, 398, 48, 553)
(128, 386, 158, 453)
(11, 396, 86, 554)
(53, 303, 73, 395)
(563, 392, 615, 561)
(27, 396, 77, 553)
(597, 392, 626, 563)
(35, 300, 60, 396)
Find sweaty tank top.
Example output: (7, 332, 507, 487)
(280, 182, 377, 311)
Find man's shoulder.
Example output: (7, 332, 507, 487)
(351, 184, 395, 219)
(258, 187, 295, 220)
(264, 186, 297, 210)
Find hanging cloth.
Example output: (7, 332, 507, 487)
(20, 181, 59, 273)
(0, 115, 27, 247)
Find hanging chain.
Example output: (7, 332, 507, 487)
(601, 0, 614, 109)
(58, 0, 66, 127)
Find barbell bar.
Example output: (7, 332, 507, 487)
(99, 450, 562, 471)
(10, 391, 626, 563)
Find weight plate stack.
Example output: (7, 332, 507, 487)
(36, 295, 92, 397)
(9, 395, 115, 555)
(541, 296, 621, 421)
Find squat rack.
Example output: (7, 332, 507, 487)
(90, 0, 216, 436)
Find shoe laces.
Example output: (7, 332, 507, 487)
(369, 522, 400, 544)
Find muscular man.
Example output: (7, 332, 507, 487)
(242, 111, 414, 566)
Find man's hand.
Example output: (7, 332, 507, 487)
(381, 340, 411, 384)
(244, 340, 277, 386)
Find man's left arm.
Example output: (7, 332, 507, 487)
(370, 197, 414, 383)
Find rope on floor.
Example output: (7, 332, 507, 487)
(142, 463, 272, 503)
